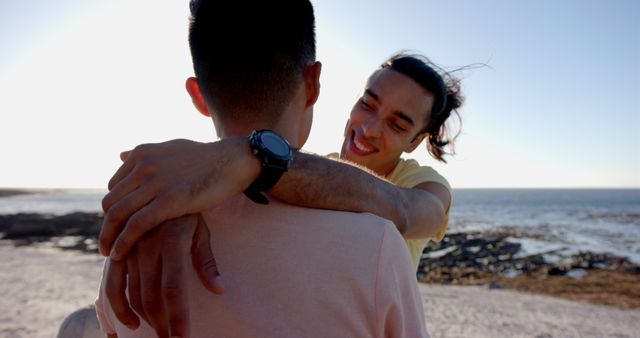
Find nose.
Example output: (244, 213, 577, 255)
(362, 115, 382, 138)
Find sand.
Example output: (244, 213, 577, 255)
(0, 243, 103, 338)
(1, 242, 638, 338)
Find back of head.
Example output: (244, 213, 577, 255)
(189, 0, 316, 125)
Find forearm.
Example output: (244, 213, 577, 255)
(161, 138, 447, 238)
(270, 152, 408, 233)
(399, 184, 447, 239)
(270, 152, 448, 238)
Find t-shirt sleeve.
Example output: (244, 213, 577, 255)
(389, 159, 451, 192)
(390, 159, 452, 243)
(375, 223, 430, 338)
(94, 259, 117, 335)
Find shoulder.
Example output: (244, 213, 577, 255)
(374, 219, 428, 336)
(325, 152, 340, 159)
(205, 195, 397, 249)
(313, 210, 399, 247)
(387, 157, 451, 191)
(377, 218, 412, 261)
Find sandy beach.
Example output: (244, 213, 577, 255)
(1, 243, 638, 338)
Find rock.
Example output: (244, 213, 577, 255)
(548, 267, 567, 276)
(417, 231, 640, 286)
(488, 281, 502, 289)
(0, 212, 102, 253)
(625, 266, 640, 274)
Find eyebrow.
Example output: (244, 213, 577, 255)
(394, 111, 415, 126)
(364, 89, 415, 126)
(364, 89, 380, 102)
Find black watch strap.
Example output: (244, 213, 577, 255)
(243, 166, 285, 205)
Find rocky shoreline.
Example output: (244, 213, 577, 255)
(1, 212, 639, 309)
(0, 212, 102, 253)
(418, 232, 640, 309)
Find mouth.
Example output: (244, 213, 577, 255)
(348, 130, 377, 156)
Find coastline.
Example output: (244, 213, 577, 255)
(1, 212, 639, 311)
(0, 189, 37, 198)
(418, 231, 640, 309)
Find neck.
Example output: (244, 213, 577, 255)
(380, 158, 401, 177)
(213, 104, 307, 149)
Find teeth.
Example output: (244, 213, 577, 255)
(354, 137, 374, 153)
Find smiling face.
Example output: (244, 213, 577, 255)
(340, 68, 435, 176)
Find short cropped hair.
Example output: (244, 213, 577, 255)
(188, 0, 316, 124)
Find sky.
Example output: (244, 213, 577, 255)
(0, 0, 638, 189)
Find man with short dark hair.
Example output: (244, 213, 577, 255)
(94, 1, 428, 337)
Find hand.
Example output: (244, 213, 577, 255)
(99, 137, 260, 260)
(105, 214, 224, 338)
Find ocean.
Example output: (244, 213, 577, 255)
(1, 188, 639, 263)
(448, 189, 640, 263)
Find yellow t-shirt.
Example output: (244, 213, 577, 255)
(386, 158, 451, 270)
(327, 153, 452, 270)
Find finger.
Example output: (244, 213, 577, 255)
(104, 259, 140, 330)
(162, 241, 190, 338)
(120, 150, 132, 162)
(138, 240, 169, 338)
(108, 155, 137, 191)
(110, 199, 174, 261)
(102, 170, 148, 214)
(100, 184, 157, 257)
(126, 251, 149, 325)
(192, 217, 224, 294)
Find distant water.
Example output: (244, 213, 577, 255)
(1, 188, 639, 263)
(449, 189, 640, 263)
(0, 189, 105, 215)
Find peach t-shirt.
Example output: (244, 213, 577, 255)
(96, 195, 429, 338)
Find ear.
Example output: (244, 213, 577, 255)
(185, 77, 211, 117)
(405, 132, 426, 153)
(303, 61, 322, 108)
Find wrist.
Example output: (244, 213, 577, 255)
(207, 137, 261, 190)
(239, 137, 262, 185)
(230, 136, 262, 186)
(243, 130, 293, 204)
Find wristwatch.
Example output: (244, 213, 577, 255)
(243, 129, 293, 205)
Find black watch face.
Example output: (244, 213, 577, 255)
(261, 132, 291, 158)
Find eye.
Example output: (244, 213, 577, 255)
(389, 121, 407, 133)
(360, 98, 372, 109)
